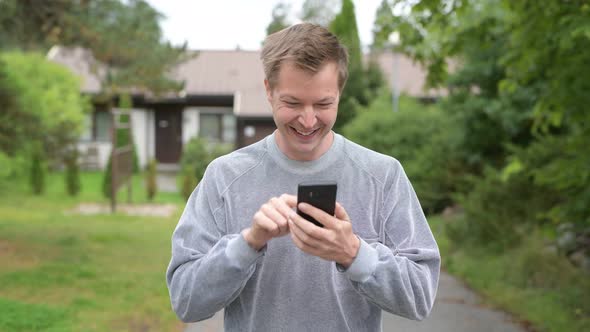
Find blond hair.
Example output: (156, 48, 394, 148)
(261, 23, 349, 92)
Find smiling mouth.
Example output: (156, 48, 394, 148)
(291, 126, 320, 138)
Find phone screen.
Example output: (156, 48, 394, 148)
(297, 183, 337, 228)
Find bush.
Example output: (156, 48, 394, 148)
(181, 169, 198, 202)
(145, 159, 157, 201)
(343, 91, 464, 214)
(30, 149, 45, 195)
(64, 148, 81, 196)
(102, 155, 112, 199)
(180, 137, 210, 181)
(452, 166, 558, 248)
(178, 137, 233, 199)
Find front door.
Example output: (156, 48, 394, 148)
(155, 109, 182, 164)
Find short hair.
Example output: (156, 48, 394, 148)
(261, 23, 349, 92)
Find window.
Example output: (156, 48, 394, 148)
(95, 111, 111, 141)
(199, 113, 222, 142)
(199, 113, 236, 144)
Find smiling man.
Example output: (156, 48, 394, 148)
(167, 23, 440, 331)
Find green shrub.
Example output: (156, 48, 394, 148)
(64, 148, 81, 196)
(180, 137, 210, 181)
(453, 166, 558, 248)
(30, 149, 45, 195)
(102, 155, 112, 199)
(178, 138, 232, 199)
(181, 169, 198, 202)
(145, 159, 157, 201)
(343, 91, 464, 214)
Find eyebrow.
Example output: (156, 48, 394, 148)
(279, 95, 335, 103)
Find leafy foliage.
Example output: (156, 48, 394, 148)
(145, 159, 157, 201)
(0, 52, 89, 161)
(65, 148, 81, 196)
(30, 148, 45, 195)
(266, 2, 291, 36)
(374, 0, 590, 232)
(0, 0, 187, 95)
(179, 138, 232, 198)
(329, 0, 369, 132)
(344, 91, 463, 214)
(300, 0, 339, 27)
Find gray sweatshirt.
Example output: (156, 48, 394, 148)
(167, 132, 440, 331)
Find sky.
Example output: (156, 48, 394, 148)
(146, 0, 383, 51)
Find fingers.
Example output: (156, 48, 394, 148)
(288, 215, 323, 251)
(297, 203, 339, 229)
(334, 202, 350, 222)
(252, 211, 281, 237)
(261, 201, 288, 234)
(279, 194, 298, 208)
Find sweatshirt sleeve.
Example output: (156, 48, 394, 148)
(341, 161, 441, 321)
(166, 162, 264, 322)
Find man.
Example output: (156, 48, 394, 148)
(167, 23, 440, 331)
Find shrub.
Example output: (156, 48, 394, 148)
(181, 169, 198, 202)
(102, 155, 112, 199)
(180, 137, 210, 181)
(64, 148, 81, 196)
(178, 138, 233, 199)
(30, 149, 45, 195)
(453, 166, 558, 248)
(145, 159, 157, 201)
(343, 91, 464, 214)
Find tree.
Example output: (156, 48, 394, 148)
(300, 0, 339, 27)
(378, 0, 590, 230)
(0, 0, 188, 96)
(0, 52, 89, 162)
(370, 0, 395, 52)
(329, 0, 368, 131)
(266, 2, 291, 36)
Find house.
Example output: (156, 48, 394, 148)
(48, 46, 440, 171)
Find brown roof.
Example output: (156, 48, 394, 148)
(172, 50, 269, 117)
(48, 46, 441, 117)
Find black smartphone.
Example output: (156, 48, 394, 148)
(297, 183, 337, 228)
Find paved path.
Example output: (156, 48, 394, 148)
(184, 272, 527, 332)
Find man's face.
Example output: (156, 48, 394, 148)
(265, 61, 340, 161)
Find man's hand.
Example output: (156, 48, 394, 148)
(288, 202, 360, 268)
(242, 194, 297, 250)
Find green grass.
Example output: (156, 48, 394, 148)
(430, 215, 590, 332)
(0, 171, 186, 331)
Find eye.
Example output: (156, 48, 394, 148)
(285, 101, 300, 107)
(316, 103, 332, 108)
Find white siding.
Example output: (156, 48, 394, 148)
(183, 108, 200, 144)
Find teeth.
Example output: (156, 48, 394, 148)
(295, 129, 316, 136)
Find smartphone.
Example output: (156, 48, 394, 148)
(297, 183, 338, 228)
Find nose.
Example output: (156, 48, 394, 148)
(299, 106, 317, 129)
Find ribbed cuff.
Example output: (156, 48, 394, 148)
(225, 234, 266, 269)
(341, 238, 378, 282)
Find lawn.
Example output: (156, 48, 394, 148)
(0, 171, 186, 332)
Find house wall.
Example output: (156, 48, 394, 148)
(183, 107, 200, 144)
(131, 108, 148, 169)
(145, 110, 156, 168)
(78, 108, 150, 170)
(77, 141, 111, 170)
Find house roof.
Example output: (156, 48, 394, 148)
(172, 50, 269, 117)
(48, 46, 443, 117)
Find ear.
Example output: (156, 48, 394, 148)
(264, 79, 273, 103)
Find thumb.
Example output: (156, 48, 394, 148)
(335, 202, 351, 222)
